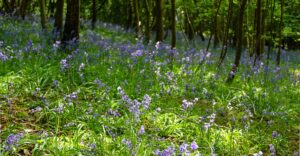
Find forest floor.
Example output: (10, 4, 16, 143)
(0, 17, 299, 155)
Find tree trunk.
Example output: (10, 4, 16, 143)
(254, 0, 262, 66)
(206, 0, 222, 51)
(218, 0, 233, 67)
(53, 0, 64, 39)
(227, 0, 247, 83)
(39, 0, 46, 29)
(213, 0, 222, 48)
(91, 0, 96, 29)
(276, 0, 284, 66)
(171, 0, 176, 48)
(266, 0, 275, 64)
(144, 0, 151, 43)
(155, 0, 163, 42)
(20, 0, 32, 20)
(133, 0, 140, 35)
(62, 0, 80, 46)
(47, 0, 56, 17)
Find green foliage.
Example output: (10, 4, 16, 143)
(0, 15, 299, 156)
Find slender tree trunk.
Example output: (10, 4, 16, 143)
(266, 0, 275, 64)
(126, 1, 133, 29)
(20, 0, 32, 19)
(133, 0, 140, 35)
(254, 0, 262, 66)
(213, 0, 222, 48)
(276, 0, 284, 66)
(62, 0, 80, 46)
(91, 0, 97, 29)
(155, 0, 163, 42)
(53, 0, 64, 39)
(39, 0, 46, 29)
(47, 0, 56, 17)
(171, 0, 176, 48)
(218, 0, 233, 67)
(2, 0, 11, 14)
(227, 0, 247, 83)
(206, 0, 222, 51)
(144, 0, 151, 43)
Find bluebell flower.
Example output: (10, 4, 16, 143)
(190, 141, 198, 150)
(269, 144, 276, 156)
(131, 49, 143, 57)
(7, 134, 17, 145)
(138, 125, 145, 135)
(179, 143, 189, 153)
(142, 94, 151, 110)
(60, 59, 69, 71)
(272, 131, 278, 138)
(155, 149, 161, 156)
(78, 63, 85, 71)
(121, 138, 132, 149)
(0, 51, 8, 61)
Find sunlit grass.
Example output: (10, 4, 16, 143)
(0, 17, 299, 155)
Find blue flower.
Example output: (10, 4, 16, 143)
(138, 125, 145, 135)
(60, 59, 69, 71)
(190, 141, 199, 150)
(179, 143, 189, 153)
(0, 51, 8, 61)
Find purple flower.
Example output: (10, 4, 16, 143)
(60, 59, 69, 71)
(52, 80, 59, 88)
(269, 144, 276, 156)
(155, 149, 161, 156)
(0, 51, 8, 61)
(27, 39, 33, 48)
(53, 41, 61, 48)
(179, 143, 189, 153)
(131, 49, 143, 57)
(31, 106, 42, 113)
(272, 131, 278, 138)
(94, 78, 105, 88)
(7, 134, 17, 145)
(253, 151, 263, 156)
(190, 141, 198, 150)
(108, 109, 120, 117)
(78, 63, 85, 71)
(138, 125, 145, 135)
(7, 133, 22, 146)
(182, 99, 193, 110)
(142, 94, 151, 110)
(121, 138, 132, 149)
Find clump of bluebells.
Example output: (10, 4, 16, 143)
(4, 133, 23, 150)
(182, 98, 198, 110)
(155, 144, 176, 156)
(0, 51, 9, 61)
(117, 86, 151, 120)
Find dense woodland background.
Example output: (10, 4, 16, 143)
(0, 0, 299, 155)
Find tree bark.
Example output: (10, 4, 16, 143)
(276, 0, 284, 66)
(171, 0, 176, 48)
(39, 0, 46, 29)
(227, 0, 247, 83)
(20, 0, 32, 20)
(54, 0, 64, 39)
(62, 0, 80, 46)
(91, 0, 97, 29)
(144, 0, 151, 43)
(133, 0, 140, 35)
(218, 0, 233, 67)
(254, 0, 262, 66)
(213, 0, 222, 48)
(155, 0, 163, 42)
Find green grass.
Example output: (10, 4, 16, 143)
(0, 16, 299, 155)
